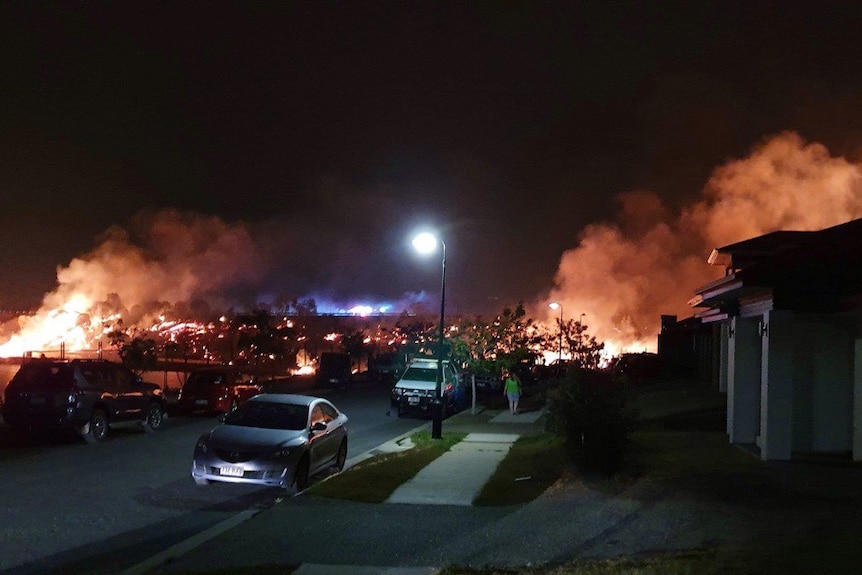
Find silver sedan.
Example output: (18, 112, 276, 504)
(191, 394, 348, 491)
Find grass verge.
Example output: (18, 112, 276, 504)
(473, 433, 568, 506)
(307, 431, 466, 503)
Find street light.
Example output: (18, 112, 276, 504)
(413, 232, 446, 439)
(549, 302, 563, 367)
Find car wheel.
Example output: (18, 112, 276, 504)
(193, 477, 210, 486)
(83, 409, 109, 444)
(294, 456, 310, 492)
(144, 402, 165, 433)
(335, 439, 348, 471)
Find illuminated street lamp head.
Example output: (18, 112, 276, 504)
(412, 232, 439, 255)
(549, 302, 561, 311)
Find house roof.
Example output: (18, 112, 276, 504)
(707, 230, 814, 269)
(692, 218, 862, 316)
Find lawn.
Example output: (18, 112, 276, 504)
(473, 433, 569, 506)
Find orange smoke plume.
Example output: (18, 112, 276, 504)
(545, 131, 862, 354)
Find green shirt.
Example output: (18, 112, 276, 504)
(503, 375, 521, 394)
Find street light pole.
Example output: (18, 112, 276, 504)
(413, 232, 446, 439)
(434, 240, 446, 439)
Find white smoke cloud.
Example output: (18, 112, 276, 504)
(545, 131, 862, 353)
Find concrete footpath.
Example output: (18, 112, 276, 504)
(385, 416, 527, 506)
(385, 431, 520, 506)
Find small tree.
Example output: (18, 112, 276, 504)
(562, 319, 605, 369)
(109, 331, 159, 376)
(449, 303, 540, 376)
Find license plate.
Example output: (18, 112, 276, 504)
(219, 466, 244, 477)
(195, 399, 209, 406)
(408, 396, 420, 405)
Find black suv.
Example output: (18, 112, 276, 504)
(314, 352, 352, 389)
(2, 359, 167, 443)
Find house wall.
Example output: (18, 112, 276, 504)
(791, 316, 854, 454)
(719, 322, 729, 394)
(759, 310, 794, 460)
(727, 316, 761, 444)
(724, 311, 857, 460)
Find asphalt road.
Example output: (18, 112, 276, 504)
(0, 381, 420, 574)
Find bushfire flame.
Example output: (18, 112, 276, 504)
(0, 210, 263, 358)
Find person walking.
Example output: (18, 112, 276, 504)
(502, 368, 522, 415)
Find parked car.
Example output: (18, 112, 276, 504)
(532, 359, 571, 382)
(1, 358, 167, 443)
(314, 352, 352, 389)
(390, 357, 461, 417)
(177, 367, 261, 415)
(191, 394, 348, 491)
(469, 371, 502, 396)
(610, 352, 664, 384)
(369, 351, 406, 385)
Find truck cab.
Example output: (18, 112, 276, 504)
(390, 357, 460, 417)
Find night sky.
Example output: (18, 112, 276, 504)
(4, 2, 862, 320)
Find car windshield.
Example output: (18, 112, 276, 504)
(223, 401, 309, 430)
(401, 366, 437, 382)
(12, 364, 73, 389)
(187, 372, 227, 385)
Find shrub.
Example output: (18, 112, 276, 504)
(547, 368, 637, 474)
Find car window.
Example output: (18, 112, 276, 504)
(112, 366, 133, 389)
(319, 402, 338, 422)
(401, 367, 437, 382)
(12, 364, 73, 389)
(310, 404, 327, 426)
(444, 366, 457, 383)
(188, 372, 226, 385)
(223, 401, 309, 430)
(78, 364, 112, 391)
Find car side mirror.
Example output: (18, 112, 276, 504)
(311, 421, 327, 432)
